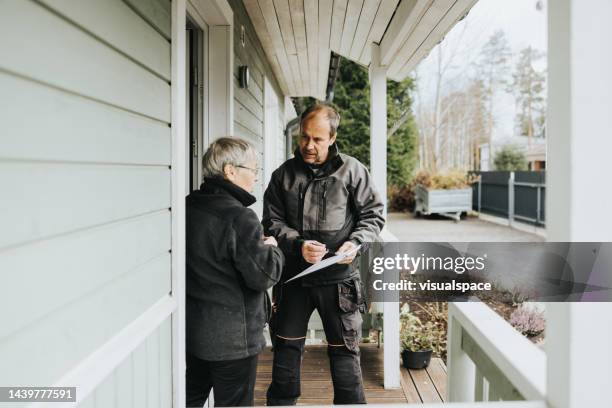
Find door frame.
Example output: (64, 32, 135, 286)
(171, 1, 233, 407)
(186, 13, 208, 192)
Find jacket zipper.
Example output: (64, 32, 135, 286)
(298, 177, 314, 233)
(322, 182, 328, 222)
(298, 183, 304, 233)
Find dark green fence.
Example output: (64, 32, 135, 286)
(470, 171, 545, 226)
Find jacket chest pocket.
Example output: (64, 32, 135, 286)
(318, 179, 348, 232)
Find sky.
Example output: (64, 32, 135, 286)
(413, 0, 548, 141)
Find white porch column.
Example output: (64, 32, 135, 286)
(369, 44, 388, 219)
(547, 1, 612, 407)
(370, 43, 400, 390)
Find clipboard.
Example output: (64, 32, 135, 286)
(284, 244, 362, 284)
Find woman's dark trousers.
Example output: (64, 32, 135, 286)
(186, 352, 258, 407)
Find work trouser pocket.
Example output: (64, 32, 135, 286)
(337, 280, 363, 353)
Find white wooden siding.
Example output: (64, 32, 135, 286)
(0, 0, 171, 122)
(0, 212, 171, 340)
(124, 0, 172, 40)
(0, 253, 171, 386)
(40, 0, 171, 80)
(78, 317, 173, 408)
(231, 0, 287, 217)
(0, 73, 171, 166)
(0, 0, 172, 403)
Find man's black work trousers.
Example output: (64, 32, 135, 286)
(186, 352, 258, 407)
(266, 278, 366, 405)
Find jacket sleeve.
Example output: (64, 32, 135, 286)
(230, 209, 284, 292)
(262, 169, 303, 256)
(348, 163, 386, 246)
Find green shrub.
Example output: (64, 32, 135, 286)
(400, 308, 446, 355)
(493, 145, 527, 171)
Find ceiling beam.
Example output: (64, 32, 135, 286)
(272, 0, 303, 95)
(318, 0, 333, 99)
(349, 0, 381, 62)
(379, 0, 432, 66)
(303, 0, 318, 97)
(358, 0, 399, 65)
(254, 0, 298, 94)
(289, 0, 310, 94)
(340, 0, 364, 57)
(330, 0, 348, 53)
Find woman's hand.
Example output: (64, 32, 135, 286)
(263, 236, 278, 247)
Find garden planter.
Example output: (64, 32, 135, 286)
(414, 184, 472, 222)
(402, 349, 433, 369)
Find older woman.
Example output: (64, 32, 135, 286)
(186, 137, 284, 407)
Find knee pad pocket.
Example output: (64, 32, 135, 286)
(340, 311, 362, 353)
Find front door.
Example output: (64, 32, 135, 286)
(186, 18, 207, 193)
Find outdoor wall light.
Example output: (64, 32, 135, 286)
(239, 65, 250, 88)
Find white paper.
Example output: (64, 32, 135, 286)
(284, 245, 362, 284)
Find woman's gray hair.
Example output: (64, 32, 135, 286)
(202, 137, 257, 178)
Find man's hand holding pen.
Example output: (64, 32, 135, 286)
(302, 240, 328, 263)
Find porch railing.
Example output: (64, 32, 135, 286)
(447, 302, 546, 403)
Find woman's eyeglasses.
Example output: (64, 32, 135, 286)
(236, 165, 259, 177)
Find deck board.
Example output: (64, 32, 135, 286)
(409, 367, 443, 403)
(254, 344, 446, 405)
(425, 358, 448, 401)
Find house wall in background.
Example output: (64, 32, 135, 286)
(229, 0, 288, 217)
(0, 0, 173, 405)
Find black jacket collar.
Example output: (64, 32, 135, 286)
(199, 177, 256, 207)
(294, 143, 343, 178)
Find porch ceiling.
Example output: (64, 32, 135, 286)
(243, 0, 478, 99)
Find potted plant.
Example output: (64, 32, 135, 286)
(413, 170, 480, 221)
(509, 304, 546, 337)
(400, 309, 445, 369)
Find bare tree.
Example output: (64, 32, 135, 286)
(475, 30, 512, 168)
(507, 46, 546, 145)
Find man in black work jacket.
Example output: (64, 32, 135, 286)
(263, 103, 385, 405)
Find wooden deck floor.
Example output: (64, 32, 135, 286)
(255, 344, 447, 405)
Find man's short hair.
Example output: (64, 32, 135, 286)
(202, 137, 256, 179)
(300, 103, 341, 138)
